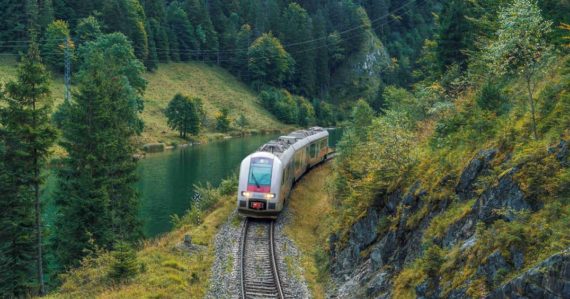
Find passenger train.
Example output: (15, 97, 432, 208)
(237, 127, 329, 218)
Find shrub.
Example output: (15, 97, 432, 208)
(476, 82, 509, 115)
(108, 242, 139, 283)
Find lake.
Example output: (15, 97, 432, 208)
(44, 129, 343, 238)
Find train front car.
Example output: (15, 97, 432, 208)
(237, 152, 284, 218)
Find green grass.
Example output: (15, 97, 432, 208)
(0, 56, 287, 146)
(284, 163, 335, 299)
(46, 186, 237, 299)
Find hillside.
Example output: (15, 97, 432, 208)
(0, 56, 286, 145)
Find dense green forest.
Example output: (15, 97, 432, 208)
(0, 0, 449, 124)
(0, 0, 569, 297)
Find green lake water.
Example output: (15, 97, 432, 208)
(44, 129, 343, 238)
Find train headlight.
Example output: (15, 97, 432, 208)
(241, 191, 251, 198)
(264, 193, 275, 199)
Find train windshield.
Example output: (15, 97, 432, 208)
(248, 157, 273, 187)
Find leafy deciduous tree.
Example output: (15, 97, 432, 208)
(485, 0, 552, 139)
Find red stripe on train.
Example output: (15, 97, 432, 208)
(247, 185, 271, 192)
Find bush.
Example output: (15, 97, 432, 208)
(215, 107, 231, 132)
(476, 82, 509, 115)
(108, 242, 139, 283)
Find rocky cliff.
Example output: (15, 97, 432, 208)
(328, 140, 569, 298)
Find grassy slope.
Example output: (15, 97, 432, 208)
(47, 188, 236, 298)
(0, 56, 287, 145)
(329, 56, 569, 298)
(284, 163, 334, 298)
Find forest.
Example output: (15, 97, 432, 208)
(0, 0, 569, 297)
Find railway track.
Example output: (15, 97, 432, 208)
(240, 219, 285, 299)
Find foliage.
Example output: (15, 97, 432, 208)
(247, 33, 294, 89)
(484, 0, 553, 139)
(235, 113, 248, 130)
(54, 33, 146, 269)
(102, 0, 149, 61)
(215, 107, 230, 132)
(108, 242, 139, 283)
(42, 20, 74, 73)
(165, 93, 203, 138)
(351, 99, 374, 140)
(76, 16, 102, 46)
(476, 81, 510, 115)
(0, 39, 56, 297)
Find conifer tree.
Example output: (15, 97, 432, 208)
(280, 3, 316, 96)
(143, 0, 170, 62)
(108, 242, 139, 283)
(41, 20, 74, 73)
(233, 24, 253, 79)
(76, 16, 102, 46)
(167, 1, 197, 61)
(145, 20, 159, 71)
(54, 33, 146, 268)
(0, 37, 56, 297)
(102, 0, 149, 61)
(38, 0, 55, 30)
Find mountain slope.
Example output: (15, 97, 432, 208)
(0, 56, 286, 145)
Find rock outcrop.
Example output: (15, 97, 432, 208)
(486, 250, 570, 299)
(328, 142, 569, 298)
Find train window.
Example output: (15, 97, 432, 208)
(248, 157, 273, 187)
(310, 143, 317, 158)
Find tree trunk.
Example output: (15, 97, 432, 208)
(526, 77, 538, 140)
(33, 101, 45, 296)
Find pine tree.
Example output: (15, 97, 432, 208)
(143, 0, 170, 62)
(167, 1, 197, 61)
(108, 242, 139, 283)
(233, 24, 253, 79)
(102, 0, 149, 61)
(54, 33, 146, 268)
(0, 0, 28, 50)
(38, 0, 55, 30)
(76, 16, 102, 46)
(0, 38, 56, 297)
(41, 20, 74, 73)
(145, 20, 159, 71)
(280, 3, 316, 96)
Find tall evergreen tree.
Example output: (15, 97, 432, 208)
(313, 10, 330, 97)
(232, 24, 252, 79)
(167, 1, 197, 61)
(0, 38, 56, 297)
(145, 20, 159, 70)
(0, 0, 28, 50)
(54, 33, 146, 269)
(143, 0, 170, 62)
(41, 20, 74, 73)
(38, 0, 55, 30)
(76, 16, 102, 46)
(280, 3, 316, 96)
(102, 0, 149, 62)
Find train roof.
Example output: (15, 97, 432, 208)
(256, 127, 328, 158)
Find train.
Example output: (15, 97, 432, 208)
(237, 127, 330, 218)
